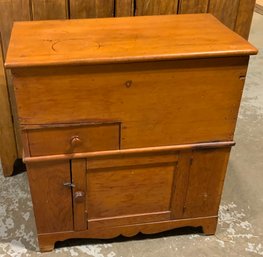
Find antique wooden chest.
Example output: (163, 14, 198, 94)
(5, 14, 257, 251)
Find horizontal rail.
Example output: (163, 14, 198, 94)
(23, 141, 235, 163)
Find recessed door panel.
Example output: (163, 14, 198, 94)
(83, 153, 178, 226)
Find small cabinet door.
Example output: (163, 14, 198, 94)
(27, 160, 74, 234)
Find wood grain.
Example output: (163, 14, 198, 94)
(0, 0, 31, 161)
(70, 0, 114, 18)
(12, 0, 31, 21)
(87, 152, 178, 169)
(27, 123, 120, 156)
(12, 58, 248, 149)
(88, 211, 171, 228)
(115, 0, 134, 16)
(0, 0, 257, 176)
(5, 13, 257, 252)
(37, 216, 217, 251)
(27, 161, 73, 233)
(23, 141, 235, 163)
(0, 0, 13, 56)
(5, 14, 257, 68)
(208, 0, 240, 30)
(170, 150, 192, 218)
(182, 148, 231, 218)
(179, 0, 209, 13)
(235, 0, 256, 39)
(0, 39, 17, 176)
(31, 0, 68, 20)
(86, 156, 176, 220)
(5, 70, 22, 158)
(135, 0, 178, 15)
(0, 0, 31, 55)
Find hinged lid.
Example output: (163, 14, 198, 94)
(5, 14, 257, 68)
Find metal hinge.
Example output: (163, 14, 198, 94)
(63, 182, 75, 188)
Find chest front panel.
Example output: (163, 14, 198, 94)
(14, 57, 248, 150)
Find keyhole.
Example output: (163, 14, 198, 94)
(125, 80, 132, 88)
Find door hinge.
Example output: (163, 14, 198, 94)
(63, 182, 75, 188)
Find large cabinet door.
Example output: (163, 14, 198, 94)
(71, 152, 180, 230)
(71, 147, 231, 231)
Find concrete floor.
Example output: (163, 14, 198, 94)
(0, 12, 262, 257)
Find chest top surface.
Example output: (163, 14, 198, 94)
(5, 14, 257, 68)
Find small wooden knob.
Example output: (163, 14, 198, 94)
(70, 135, 81, 147)
(74, 191, 85, 203)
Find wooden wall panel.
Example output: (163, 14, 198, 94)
(12, 0, 31, 21)
(135, 0, 178, 16)
(31, 0, 68, 20)
(235, 0, 256, 39)
(0, 40, 17, 176)
(0, 0, 30, 173)
(5, 70, 22, 159)
(0, 0, 13, 56)
(115, 0, 134, 16)
(179, 0, 209, 13)
(208, 0, 240, 30)
(70, 0, 114, 18)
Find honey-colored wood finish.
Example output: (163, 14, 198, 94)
(170, 150, 192, 218)
(0, 0, 257, 176)
(11, 58, 249, 149)
(71, 159, 87, 231)
(86, 153, 177, 220)
(27, 161, 73, 234)
(37, 216, 218, 252)
(27, 123, 120, 156)
(22, 141, 235, 163)
(182, 148, 231, 218)
(5, 14, 257, 68)
(5, 14, 257, 251)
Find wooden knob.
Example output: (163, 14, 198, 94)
(74, 191, 85, 203)
(70, 135, 81, 147)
